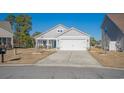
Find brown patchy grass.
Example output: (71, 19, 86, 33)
(0, 48, 56, 64)
(89, 47, 124, 68)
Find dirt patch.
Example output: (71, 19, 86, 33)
(89, 47, 124, 68)
(0, 48, 56, 64)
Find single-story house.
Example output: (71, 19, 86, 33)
(0, 21, 13, 49)
(34, 24, 90, 50)
(101, 14, 124, 51)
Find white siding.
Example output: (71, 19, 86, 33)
(41, 25, 68, 38)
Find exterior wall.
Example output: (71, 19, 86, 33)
(0, 27, 13, 49)
(120, 34, 124, 50)
(101, 29, 110, 50)
(101, 16, 124, 51)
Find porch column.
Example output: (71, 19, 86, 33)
(40, 40, 42, 47)
(11, 37, 14, 48)
(38, 40, 39, 48)
(47, 39, 49, 49)
(49, 40, 52, 48)
(56, 39, 59, 49)
(52, 40, 54, 48)
(35, 39, 38, 48)
(5, 37, 7, 48)
(41, 40, 43, 46)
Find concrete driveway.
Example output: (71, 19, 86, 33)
(37, 51, 101, 67)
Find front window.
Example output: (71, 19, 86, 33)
(57, 29, 63, 32)
(1, 38, 6, 45)
(104, 26, 108, 33)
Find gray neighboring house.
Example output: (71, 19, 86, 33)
(101, 14, 124, 51)
(34, 24, 90, 51)
(0, 21, 13, 49)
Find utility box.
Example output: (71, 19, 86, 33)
(109, 41, 116, 51)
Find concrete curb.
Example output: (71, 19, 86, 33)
(35, 64, 124, 70)
(0, 63, 124, 70)
(0, 64, 34, 66)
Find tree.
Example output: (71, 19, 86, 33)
(5, 14, 16, 46)
(90, 37, 97, 46)
(15, 14, 32, 48)
(5, 14, 17, 54)
(5, 14, 16, 30)
(5, 14, 33, 48)
(32, 32, 41, 37)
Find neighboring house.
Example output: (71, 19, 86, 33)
(34, 24, 90, 50)
(0, 21, 13, 49)
(101, 14, 124, 51)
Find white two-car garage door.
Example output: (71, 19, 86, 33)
(59, 39, 87, 50)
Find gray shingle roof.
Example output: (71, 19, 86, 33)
(107, 14, 124, 33)
(0, 21, 12, 33)
(0, 21, 13, 37)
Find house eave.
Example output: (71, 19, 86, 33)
(36, 37, 57, 40)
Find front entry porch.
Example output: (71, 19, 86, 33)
(35, 39, 58, 49)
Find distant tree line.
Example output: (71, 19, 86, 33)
(90, 37, 102, 48)
(90, 37, 97, 46)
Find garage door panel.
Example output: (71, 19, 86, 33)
(60, 40, 87, 50)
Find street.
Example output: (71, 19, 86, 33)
(0, 66, 124, 79)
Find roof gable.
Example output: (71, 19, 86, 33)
(0, 28, 13, 37)
(107, 14, 124, 33)
(58, 27, 89, 37)
(0, 21, 12, 33)
(35, 24, 69, 38)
